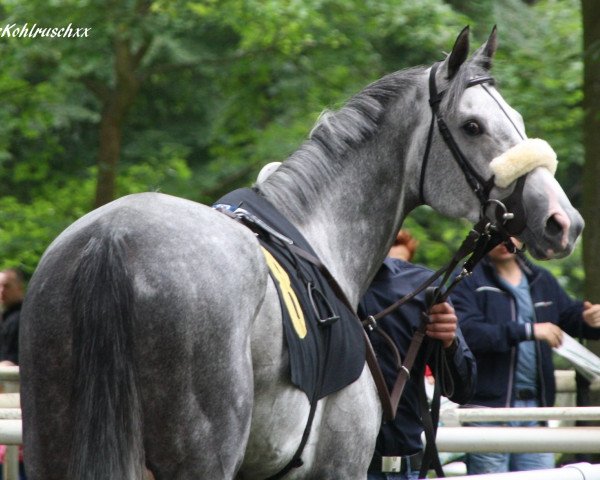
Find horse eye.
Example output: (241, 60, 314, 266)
(462, 121, 482, 136)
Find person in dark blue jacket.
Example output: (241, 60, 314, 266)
(359, 231, 476, 480)
(451, 241, 600, 474)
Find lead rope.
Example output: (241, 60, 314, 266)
(363, 222, 511, 478)
(362, 218, 507, 421)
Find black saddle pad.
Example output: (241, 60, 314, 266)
(215, 188, 365, 401)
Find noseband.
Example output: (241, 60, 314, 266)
(418, 62, 527, 236)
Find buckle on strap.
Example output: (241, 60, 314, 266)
(381, 452, 423, 473)
(514, 388, 536, 401)
(234, 208, 294, 245)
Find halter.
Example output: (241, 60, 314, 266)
(418, 62, 528, 236)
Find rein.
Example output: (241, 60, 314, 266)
(361, 217, 507, 422)
(362, 221, 514, 479)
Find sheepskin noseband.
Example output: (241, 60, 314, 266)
(490, 138, 557, 188)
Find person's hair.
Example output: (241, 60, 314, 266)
(2, 267, 25, 287)
(393, 230, 419, 262)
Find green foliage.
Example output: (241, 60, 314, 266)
(491, 0, 584, 204)
(0, 0, 588, 294)
(403, 206, 471, 270)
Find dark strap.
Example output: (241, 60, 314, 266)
(494, 176, 528, 235)
(361, 220, 494, 422)
(418, 343, 445, 478)
(419, 337, 460, 478)
(363, 223, 511, 476)
(419, 111, 436, 204)
(426, 62, 494, 206)
(364, 329, 397, 421)
(265, 398, 319, 480)
(364, 219, 488, 325)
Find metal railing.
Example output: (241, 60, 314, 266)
(0, 366, 20, 480)
(445, 462, 600, 480)
(435, 426, 600, 453)
(3, 368, 600, 479)
(440, 406, 600, 424)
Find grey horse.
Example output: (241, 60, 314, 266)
(20, 27, 583, 480)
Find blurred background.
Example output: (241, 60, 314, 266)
(0, 0, 595, 299)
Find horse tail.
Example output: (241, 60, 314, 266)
(68, 232, 144, 480)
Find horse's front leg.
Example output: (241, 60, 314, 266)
(306, 367, 381, 479)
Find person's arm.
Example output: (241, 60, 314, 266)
(540, 269, 600, 341)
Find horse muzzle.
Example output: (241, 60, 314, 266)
(486, 138, 583, 260)
(519, 178, 584, 260)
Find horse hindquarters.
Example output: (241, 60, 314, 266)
(21, 194, 264, 480)
(22, 232, 145, 480)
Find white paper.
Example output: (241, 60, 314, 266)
(554, 332, 600, 383)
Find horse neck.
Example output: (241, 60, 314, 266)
(259, 93, 425, 305)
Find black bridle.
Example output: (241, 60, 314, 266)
(419, 62, 528, 237)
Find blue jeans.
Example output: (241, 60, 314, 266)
(368, 470, 420, 480)
(466, 399, 555, 474)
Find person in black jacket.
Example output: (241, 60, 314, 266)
(451, 241, 600, 474)
(0, 268, 25, 366)
(359, 231, 476, 480)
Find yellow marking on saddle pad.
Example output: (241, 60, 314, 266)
(261, 247, 307, 339)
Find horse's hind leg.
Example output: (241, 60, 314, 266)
(140, 321, 255, 480)
(136, 253, 263, 479)
(138, 325, 254, 477)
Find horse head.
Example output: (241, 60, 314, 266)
(419, 26, 583, 259)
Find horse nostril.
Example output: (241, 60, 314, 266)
(546, 214, 563, 237)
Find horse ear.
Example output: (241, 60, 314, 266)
(472, 25, 498, 70)
(444, 26, 470, 79)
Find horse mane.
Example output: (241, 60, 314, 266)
(259, 66, 422, 216)
(259, 60, 490, 221)
(307, 67, 424, 157)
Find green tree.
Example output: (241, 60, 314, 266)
(0, 0, 589, 285)
(582, 0, 600, 303)
(581, 0, 600, 407)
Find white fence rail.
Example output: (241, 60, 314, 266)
(0, 366, 20, 480)
(435, 426, 600, 453)
(2, 368, 600, 479)
(441, 406, 600, 424)
(446, 462, 600, 480)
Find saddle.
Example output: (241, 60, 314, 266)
(214, 187, 365, 401)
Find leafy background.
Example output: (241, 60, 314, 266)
(0, 0, 586, 298)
